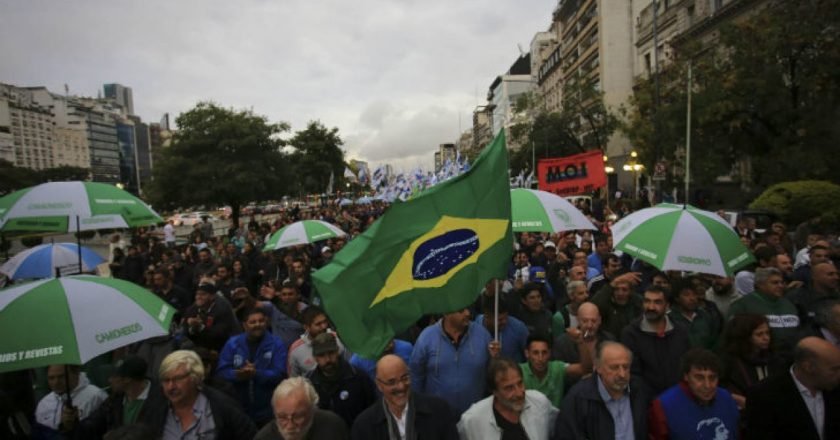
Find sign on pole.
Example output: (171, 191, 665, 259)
(537, 150, 607, 196)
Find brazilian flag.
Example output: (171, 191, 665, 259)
(312, 131, 513, 358)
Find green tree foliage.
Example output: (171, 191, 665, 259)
(0, 160, 90, 196)
(288, 121, 346, 194)
(509, 74, 618, 174)
(749, 180, 840, 226)
(146, 102, 292, 228)
(623, 0, 840, 188)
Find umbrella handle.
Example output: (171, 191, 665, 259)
(64, 364, 73, 408)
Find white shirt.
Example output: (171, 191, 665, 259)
(795, 247, 811, 269)
(791, 367, 825, 440)
(388, 400, 409, 440)
(163, 223, 176, 242)
(36, 373, 107, 429)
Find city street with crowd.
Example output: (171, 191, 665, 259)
(2, 194, 839, 440)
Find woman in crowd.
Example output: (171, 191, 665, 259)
(720, 313, 786, 410)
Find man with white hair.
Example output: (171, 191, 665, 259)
(146, 350, 255, 439)
(254, 376, 348, 440)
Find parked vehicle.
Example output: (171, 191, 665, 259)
(168, 211, 216, 226)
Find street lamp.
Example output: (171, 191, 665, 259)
(623, 163, 645, 199)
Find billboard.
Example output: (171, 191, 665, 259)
(537, 150, 607, 196)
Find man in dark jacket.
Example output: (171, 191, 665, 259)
(591, 275, 643, 338)
(146, 350, 255, 439)
(554, 341, 652, 440)
(351, 354, 458, 440)
(255, 376, 348, 440)
(306, 332, 376, 428)
(181, 283, 241, 352)
(621, 286, 691, 395)
(745, 336, 840, 440)
(71, 356, 160, 439)
(152, 267, 192, 320)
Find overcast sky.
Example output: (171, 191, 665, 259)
(0, 0, 556, 170)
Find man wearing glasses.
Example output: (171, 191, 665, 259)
(255, 376, 347, 440)
(148, 350, 255, 439)
(351, 354, 459, 439)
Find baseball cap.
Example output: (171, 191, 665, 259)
(529, 266, 547, 284)
(321, 246, 333, 254)
(115, 356, 148, 381)
(544, 241, 556, 249)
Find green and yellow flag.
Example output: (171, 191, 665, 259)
(312, 131, 513, 358)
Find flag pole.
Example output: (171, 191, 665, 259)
(494, 279, 499, 342)
(76, 216, 83, 274)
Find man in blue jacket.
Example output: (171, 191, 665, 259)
(410, 307, 495, 415)
(217, 306, 288, 426)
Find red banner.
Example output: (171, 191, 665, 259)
(537, 150, 607, 196)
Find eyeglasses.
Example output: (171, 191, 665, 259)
(161, 372, 192, 385)
(275, 411, 309, 425)
(376, 374, 411, 388)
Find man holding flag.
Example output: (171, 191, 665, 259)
(312, 131, 514, 413)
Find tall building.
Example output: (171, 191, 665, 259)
(433, 143, 457, 173)
(0, 99, 17, 164)
(0, 84, 56, 170)
(554, 0, 635, 161)
(149, 119, 173, 176)
(487, 54, 534, 143)
(128, 115, 152, 194)
(471, 105, 493, 153)
(532, 25, 563, 114)
(103, 83, 134, 115)
(116, 118, 139, 193)
(634, 0, 770, 80)
(28, 87, 91, 170)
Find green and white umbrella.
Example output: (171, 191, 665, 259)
(0, 181, 163, 233)
(510, 188, 597, 232)
(610, 203, 755, 277)
(0, 275, 175, 373)
(263, 220, 347, 251)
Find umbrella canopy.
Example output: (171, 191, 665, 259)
(510, 188, 597, 232)
(263, 220, 347, 252)
(0, 181, 163, 233)
(0, 275, 175, 372)
(0, 243, 106, 279)
(610, 203, 755, 277)
(338, 198, 353, 206)
(356, 196, 373, 205)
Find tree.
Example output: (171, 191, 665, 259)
(509, 75, 618, 175)
(0, 160, 90, 196)
(146, 102, 292, 229)
(287, 121, 345, 195)
(623, 0, 840, 189)
(0, 159, 37, 195)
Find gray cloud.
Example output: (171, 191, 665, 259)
(0, 0, 555, 170)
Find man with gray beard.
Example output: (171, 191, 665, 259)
(457, 358, 558, 440)
(255, 377, 347, 440)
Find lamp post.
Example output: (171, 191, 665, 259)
(623, 151, 645, 199)
(604, 154, 614, 207)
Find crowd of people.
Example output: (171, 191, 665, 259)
(2, 200, 840, 440)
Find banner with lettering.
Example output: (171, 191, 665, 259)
(537, 150, 607, 196)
